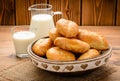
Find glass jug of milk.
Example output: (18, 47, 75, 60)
(29, 4, 62, 39)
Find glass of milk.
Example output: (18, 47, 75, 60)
(11, 26, 36, 58)
(29, 4, 62, 40)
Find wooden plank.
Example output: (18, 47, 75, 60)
(49, 0, 62, 25)
(116, 0, 120, 26)
(0, 0, 15, 25)
(61, 0, 81, 25)
(82, 0, 116, 26)
(15, 0, 47, 25)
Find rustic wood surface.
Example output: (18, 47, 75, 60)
(15, 0, 47, 25)
(0, 0, 120, 26)
(0, 0, 15, 25)
(116, 0, 120, 26)
(61, 0, 81, 25)
(0, 26, 120, 81)
(82, 0, 116, 26)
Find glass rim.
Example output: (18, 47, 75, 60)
(28, 4, 52, 11)
(11, 26, 29, 34)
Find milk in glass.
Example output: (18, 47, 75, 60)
(13, 31, 35, 57)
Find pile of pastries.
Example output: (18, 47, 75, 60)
(32, 18, 109, 61)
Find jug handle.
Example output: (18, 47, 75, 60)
(53, 11, 62, 15)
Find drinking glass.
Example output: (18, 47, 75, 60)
(11, 26, 35, 58)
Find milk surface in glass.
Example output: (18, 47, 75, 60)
(13, 31, 35, 57)
(29, 14, 54, 39)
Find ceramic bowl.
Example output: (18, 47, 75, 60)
(27, 40, 112, 73)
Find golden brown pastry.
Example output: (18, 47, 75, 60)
(77, 49, 100, 60)
(49, 28, 61, 41)
(56, 18, 79, 38)
(46, 47, 75, 61)
(32, 38, 52, 56)
(54, 37, 90, 53)
(78, 29, 109, 50)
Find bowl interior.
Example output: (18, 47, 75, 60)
(27, 40, 112, 64)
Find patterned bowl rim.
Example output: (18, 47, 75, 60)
(27, 39, 112, 64)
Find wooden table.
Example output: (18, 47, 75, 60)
(0, 26, 120, 81)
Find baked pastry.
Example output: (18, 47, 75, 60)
(32, 38, 52, 56)
(78, 29, 109, 50)
(77, 49, 100, 60)
(46, 47, 75, 61)
(49, 28, 61, 41)
(56, 18, 79, 38)
(54, 37, 90, 53)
